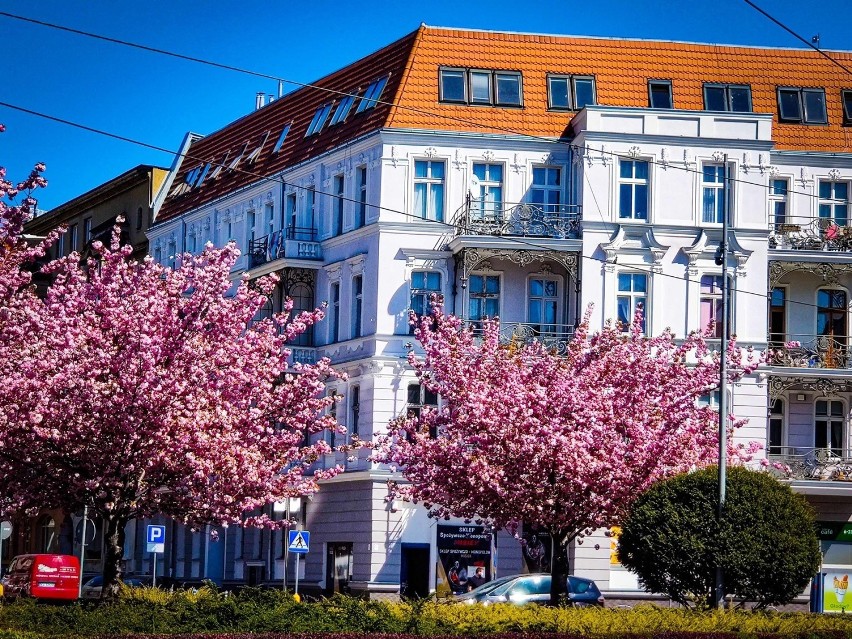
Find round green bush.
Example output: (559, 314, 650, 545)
(617, 466, 821, 609)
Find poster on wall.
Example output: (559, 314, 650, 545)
(824, 572, 852, 613)
(436, 524, 492, 596)
(521, 527, 551, 573)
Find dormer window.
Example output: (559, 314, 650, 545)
(703, 84, 752, 112)
(843, 90, 852, 126)
(778, 87, 827, 124)
(648, 80, 673, 109)
(439, 68, 523, 107)
(547, 74, 596, 111)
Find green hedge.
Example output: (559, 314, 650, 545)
(4, 589, 852, 637)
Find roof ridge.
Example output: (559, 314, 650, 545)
(419, 24, 852, 56)
(385, 24, 428, 130)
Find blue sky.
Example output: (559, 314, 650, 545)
(1, 0, 849, 211)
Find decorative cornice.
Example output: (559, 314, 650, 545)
(769, 261, 852, 288)
(599, 225, 671, 273)
(460, 247, 578, 281)
(680, 229, 752, 276)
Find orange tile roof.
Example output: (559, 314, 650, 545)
(157, 25, 852, 224)
(389, 26, 852, 152)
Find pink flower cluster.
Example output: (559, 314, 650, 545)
(375, 305, 763, 546)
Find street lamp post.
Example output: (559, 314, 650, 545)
(715, 154, 731, 609)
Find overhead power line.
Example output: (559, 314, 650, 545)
(0, 10, 845, 208)
(0, 98, 839, 319)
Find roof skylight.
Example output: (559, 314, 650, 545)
(272, 123, 292, 153)
(330, 95, 356, 125)
(306, 103, 333, 136)
(356, 76, 389, 113)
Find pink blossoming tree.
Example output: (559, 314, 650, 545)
(375, 306, 761, 604)
(0, 139, 347, 598)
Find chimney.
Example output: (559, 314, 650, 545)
(255, 92, 266, 110)
(278, 81, 285, 98)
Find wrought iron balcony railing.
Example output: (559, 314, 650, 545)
(769, 217, 852, 252)
(468, 321, 575, 355)
(767, 446, 852, 482)
(768, 333, 852, 369)
(454, 200, 581, 239)
(248, 227, 321, 268)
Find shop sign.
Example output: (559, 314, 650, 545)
(436, 524, 492, 596)
(817, 522, 852, 542)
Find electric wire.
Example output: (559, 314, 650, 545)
(0, 9, 847, 208)
(0, 98, 839, 321)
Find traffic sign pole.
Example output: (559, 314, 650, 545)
(295, 555, 300, 597)
(78, 503, 88, 599)
(146, 525, 166, 588)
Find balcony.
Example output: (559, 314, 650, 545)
(454, 201, 581, 239)
(769, 334, 852, 369)
(768, 447, 852, 482)
(770, 218, 852, 253)
(469, 321, 575, 355)
(288, 346, 317, 366)
(248, 227, 321, 268)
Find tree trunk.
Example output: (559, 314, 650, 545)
(548, 530, 571, 606)
(100, 514, 127, 600)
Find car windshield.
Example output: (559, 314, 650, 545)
(491, 575, 550, 596)
(458, 575, 515, 597)
(84, 576, 103, 587)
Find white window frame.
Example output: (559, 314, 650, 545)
(468, 272, 502, 325)
(616, 271, 648, 334)
(815, 398, 846, 456)
(329, 281, 341, 344)
(819, 180, 850, 226)
(333, 174, 345, 236)
(471, 162, 504, 221)
(700, 162, 732, 225)
(526, 274, 562, 335)
(351, 274, 363, 339)
(355, 166, 367, 229)
(699, 273, 733, 339)
(410, 270, 443, 333)
(769, 178, 789, 228)
(768, 398, 786, 456)
(530, 166, 561, 214)
(413, 159, 446, 221)
(618, 159, 650, 221)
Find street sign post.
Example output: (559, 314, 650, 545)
(147, 525, 166, 588)
(288, 530, 310, 597)
(0, 521, 11, 578)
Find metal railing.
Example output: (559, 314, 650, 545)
(248, 228, 321, 268)
(768, 333, 852, 369)
(454, 200, 582, 239)
(767, 446, 852, 482)
(770, 217, 852, 252)
(468, 321, 575, 355)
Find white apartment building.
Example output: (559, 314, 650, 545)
(140, 25, 852, 602)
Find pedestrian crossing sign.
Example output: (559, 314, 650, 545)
(288, 530, 310, 554)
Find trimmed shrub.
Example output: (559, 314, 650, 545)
(617, 466, 821, 610)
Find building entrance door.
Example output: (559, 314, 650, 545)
(400, 543, 430, 599)
(324, 542, 353, 595)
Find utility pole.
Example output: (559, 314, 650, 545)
(715, 154, 730, 609)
